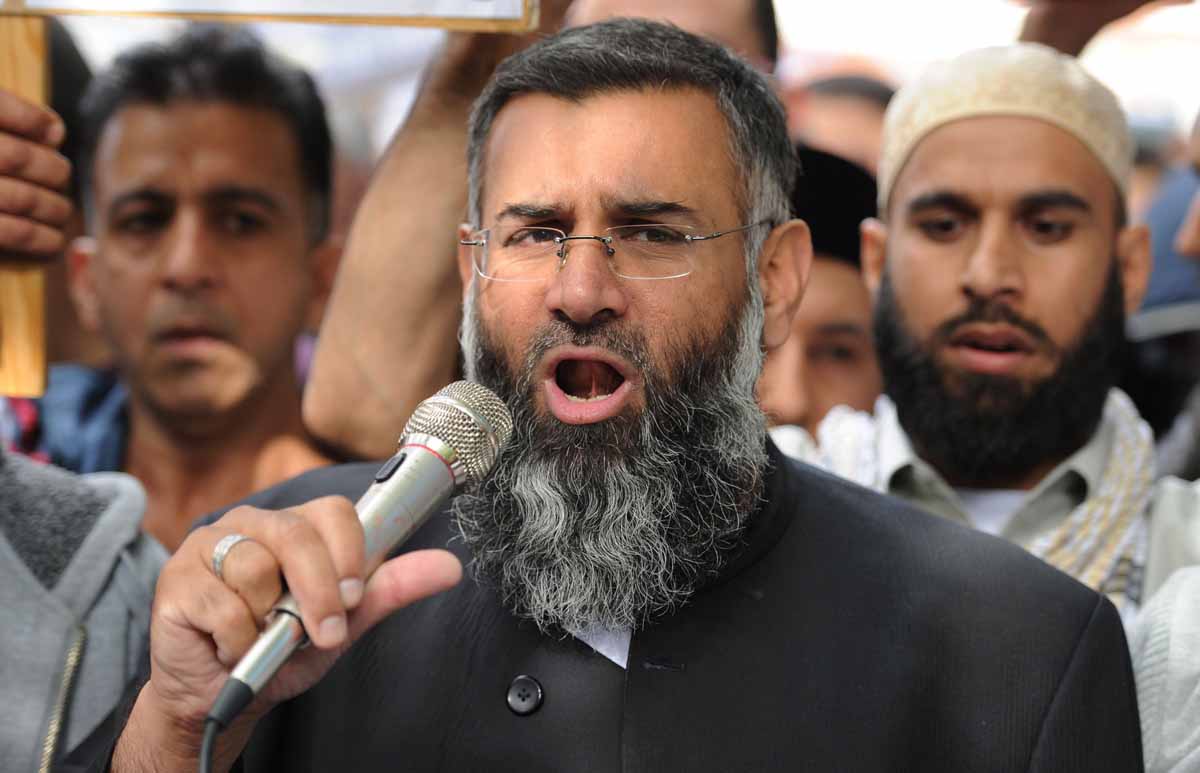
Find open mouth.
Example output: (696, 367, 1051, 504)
(541, 347, 638, 424)
(159, 329, 220, 342)
(945, 324, 1040, 375)
(555, 359, 627, 402)
(950, 326, 1034, 355)
(154, 322, 229, 353)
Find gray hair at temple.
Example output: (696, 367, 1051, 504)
(465, 18, 797, 281)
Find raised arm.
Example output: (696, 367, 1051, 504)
(303, 6, 569, 460)
(1018, 0, 1188, 56)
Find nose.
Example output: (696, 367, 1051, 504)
(960, 217, 1023, 303)
(1176, 189, 1200, 259)
(159, 210, 220, 293)
(544, 236, 629, 326)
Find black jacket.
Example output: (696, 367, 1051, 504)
(225, 446, 1142, 772)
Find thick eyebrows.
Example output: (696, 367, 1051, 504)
(495, 202, 561, 222)
(906, 188, 1093, 219)
(493, 198, 699, 223)
(206, 185, 283, 213)
(1014, 189, 1092, 218)
(814, 321, 870, 338)
(905, 190, 978, 219)
(107, 188, 172, 216)
(609, 199, 697, 220)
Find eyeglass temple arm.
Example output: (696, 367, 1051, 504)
(686, 220, 772, 243)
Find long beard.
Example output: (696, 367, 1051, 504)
(873, 264, 1126, 488)
(454, 288, 769, 633)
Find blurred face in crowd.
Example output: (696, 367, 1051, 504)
(793, 94, 885, 175)
(757, 255, 880, 433)
(862, 116, 1150, 488)
(71, 102, 330, 433)
(1176, 122, 1200, 259)
(454, 88, 807, 630)
(566, 0, 770, 70)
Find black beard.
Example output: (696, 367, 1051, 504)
(454, 304, 768, 633)
(873, 264, 1126, 488)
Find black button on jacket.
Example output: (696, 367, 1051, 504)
(218, 444, 1143, 773)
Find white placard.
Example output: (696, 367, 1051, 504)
(22, 0, 521, 17)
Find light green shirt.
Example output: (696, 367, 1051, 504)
(776, 395, 1200, 604)
(874, 396, 1111, 552)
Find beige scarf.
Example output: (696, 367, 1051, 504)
(775, 389, 1154, 617)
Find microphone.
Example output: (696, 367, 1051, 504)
(202, 381, 512, 745)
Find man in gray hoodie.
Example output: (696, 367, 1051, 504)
(0, 446, 164, 772)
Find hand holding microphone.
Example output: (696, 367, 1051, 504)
(112, 383, 511, 773)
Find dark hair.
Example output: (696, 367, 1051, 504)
(753, 0, 779, 71)
(792, 146, 876, 267)
(77, 24, 332, 243)
(467, 18, 796, 279)
(806, 74, 895, 112)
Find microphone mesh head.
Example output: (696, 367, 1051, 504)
(402, 381, 513, 487)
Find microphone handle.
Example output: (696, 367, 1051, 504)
(224, 438, 461, 698)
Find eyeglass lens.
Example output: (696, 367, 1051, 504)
(475, 224, 696, 280)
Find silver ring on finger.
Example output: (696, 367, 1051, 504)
(211, 533, 256, 583)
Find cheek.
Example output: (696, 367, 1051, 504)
(885, 235, 974, 333)
(846, 362, 884, 409)
(1020, 253, 1110, 345)
(474, 286, 543, 367)
(228, 257, 312, 320)
(811, 357, 880, 405)
(94, 266, 152, 340)
(1028, 284, 1101, 351)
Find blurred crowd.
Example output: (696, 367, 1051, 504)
(2, 1, 1200, 771)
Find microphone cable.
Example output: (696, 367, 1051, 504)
(198, 721, 217, 773)
(198, 679, 254, 773)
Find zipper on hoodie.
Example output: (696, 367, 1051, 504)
(39, 625, 87, 773)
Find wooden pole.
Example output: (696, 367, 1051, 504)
(0, 15, 47, 397)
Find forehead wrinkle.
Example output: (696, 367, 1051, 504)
(481, 89, 739, 228)
(897, 118, 1117, 214)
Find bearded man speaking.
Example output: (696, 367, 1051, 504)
(102, 22, 1142, 773)
(796, 44, 1200, 620)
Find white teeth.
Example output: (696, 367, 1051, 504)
(565, 393, 613, 403)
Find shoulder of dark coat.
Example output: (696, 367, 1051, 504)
(772, 454, 1108, 617)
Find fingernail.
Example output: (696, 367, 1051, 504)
(339, 578, 363, 608)
(319, 614, 346, 645)
(44, 119, 65, 147)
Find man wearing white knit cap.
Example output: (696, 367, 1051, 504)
(783, 42, 1200, 622)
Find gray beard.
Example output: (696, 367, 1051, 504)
(455, 283, 769, 633)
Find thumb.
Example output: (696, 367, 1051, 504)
(346, 549, 462, 641)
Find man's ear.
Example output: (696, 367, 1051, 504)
(305, 238, 343, 333)
(66, 237, 102, 333)
(1116, 222, 1152, 316)
(456, 223, 476, 302)
(860, 217, 889, 299)
(759, 218, 812, 352)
